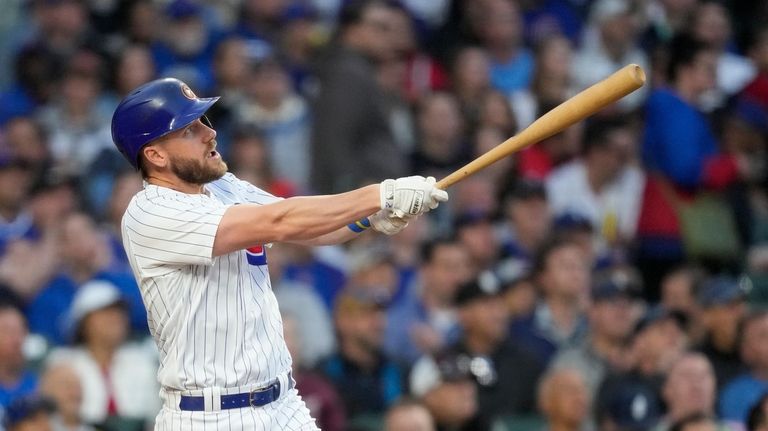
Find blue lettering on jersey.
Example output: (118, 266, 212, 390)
(245, 245, 267, 266)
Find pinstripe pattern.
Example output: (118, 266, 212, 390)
(123, 173, 316, 430)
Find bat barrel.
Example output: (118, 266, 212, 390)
(435, 64, 646, 190)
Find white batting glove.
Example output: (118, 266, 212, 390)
(380, 176, 449, 217)
(369, 209, 413, 235)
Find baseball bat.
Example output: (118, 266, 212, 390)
(435, 64, 646, 190)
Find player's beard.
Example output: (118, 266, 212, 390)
(169, 153, 228, 185)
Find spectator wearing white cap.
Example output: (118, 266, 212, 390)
(45, 280, 159, 428)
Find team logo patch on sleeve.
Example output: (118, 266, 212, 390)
(246, 245, 267, 266)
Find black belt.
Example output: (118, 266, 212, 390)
(178, 372, 292, 411)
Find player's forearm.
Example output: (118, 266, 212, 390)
(290, 224, 364, 246)
(213, 185, 380, 255)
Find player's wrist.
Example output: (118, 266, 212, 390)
(347, 216, 371, 233)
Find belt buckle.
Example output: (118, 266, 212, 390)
(248, 381, 277, 408)
(248, 386, 263, 409)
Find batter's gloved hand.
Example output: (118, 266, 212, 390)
(369, 209, 413, 235)
(380, 176, 449, 217)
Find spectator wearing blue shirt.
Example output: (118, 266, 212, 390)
(26, 212, 146, 345)
(474, 0, 534, 94)
(637, 33, 743, 298)
(385, 238, 472, 365)
(509, 236, 590, 365)
(0, 302, 38, 410)
(0, 45, 56, 127)
(150, 0, 224, 94)
(719, 310, 768, 425)
(0, 158, 36, 257)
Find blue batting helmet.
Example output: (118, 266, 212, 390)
(111, 78, 219, 169)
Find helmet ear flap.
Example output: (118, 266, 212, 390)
(201, 115, 213, 128)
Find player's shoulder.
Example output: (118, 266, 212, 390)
(123, 184, 225, 228)
(129, 185, 223, 211)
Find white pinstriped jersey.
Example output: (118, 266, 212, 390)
(121, 173, 292, 392)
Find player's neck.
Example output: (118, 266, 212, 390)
(147, 175, 205, 194)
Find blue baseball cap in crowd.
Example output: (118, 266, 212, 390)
(634, 305, 688, 335)
(697, 275, 750, 308)
(601, 382, 663, 430)
(554, 212, 594, 232)
(505, 178, 547, 202)
(454, 271, 504, 307)
(591, 269, 643, 302)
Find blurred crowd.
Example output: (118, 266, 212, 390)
(0, 0, 767, 430)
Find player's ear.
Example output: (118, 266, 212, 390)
(142, 144, 168, 169)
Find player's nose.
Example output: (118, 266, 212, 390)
(202, 122, 217, 142)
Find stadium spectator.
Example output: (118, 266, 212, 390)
(499, 179, 552, 268)
(696, 276, 749, 392)
(572, 0, 650, 112)
(112, 44, 157, 100)
(551, 267, 644, 397)
(45, 280, 159, 427)
(321, 288, 404, 419)
(510, 236, 590, 364)
(411, 91, 468, 181)
(450, 46, 492, 124)
(653, 352, 725, 431)
(449, 271, 543, 421)
(637, 33, 740, 292)
(475, 0, 534, 94)
(453, 211, 500, 273)
(38, 362, 97, 431)
(150, 0, 222, 93)
(510, 34, 573, 130)
(660, 265, 706, 341)
(1, 117, 50, 171)
(743, 27, 768, 109)
(385, 237, 472, 365)
(538, 367, 591, 431)
(0, 158, 36, 256)
(719, 310, 768, 425)
(311, 0, 406, 194)
(236, 57, 311, 191)
(747, 394, 768, 431)
(669, 413, 721, 431)
(596, 306, 690, 431)
(2, 395, 54, 431)
(0, 302, 37, 409)
(26, 212, 145, 344)
(383, 397, 436, 431)
(409, 349, 488, 431)
(688, 1, 756, 108)
(546, 118, 645, 249)
(37, 55, 115, 178)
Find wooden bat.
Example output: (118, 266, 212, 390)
(435, 64, 646, 190)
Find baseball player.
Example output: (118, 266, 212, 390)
(110, 77, 448, 430)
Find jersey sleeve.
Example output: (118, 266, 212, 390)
(122, 194, 228, 270)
